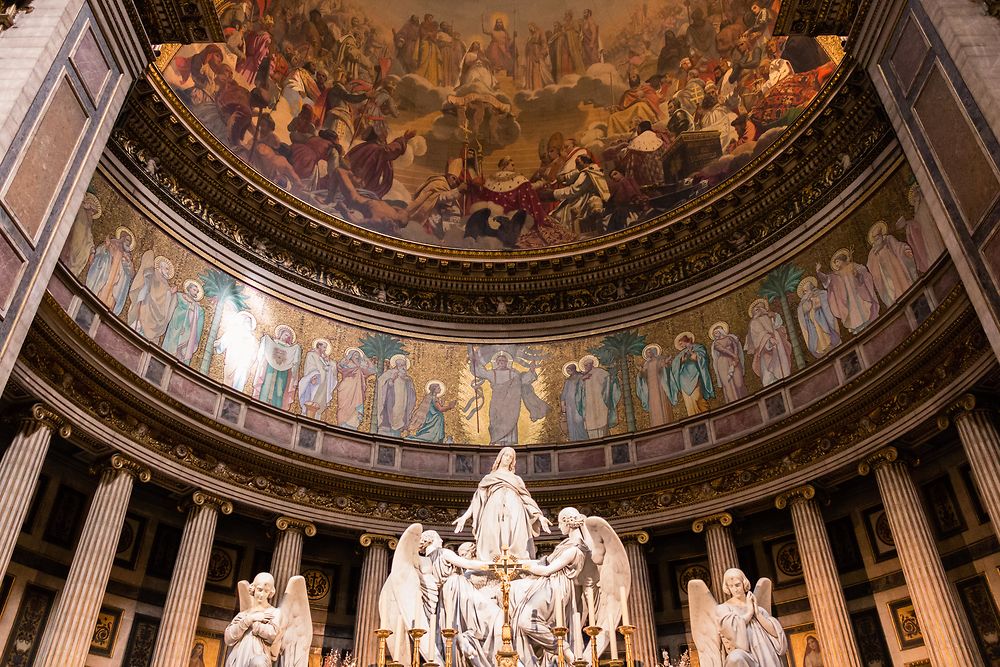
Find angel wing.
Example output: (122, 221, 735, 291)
(753, 577, 773, 616)
(687, 579, 723, 667)
(237, 579, 252, 612)
(378, 523, 427, 663)
(277, 575, 313, 667)
(582, 516, 630, 661)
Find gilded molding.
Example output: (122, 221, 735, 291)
(857, 446, 900, 476)
(691, 512, 734, 533)
(192, 490, 234, 515)
(619, 531, 650, 545)
(28, 403, 71, 439)
(774, 485, 817, 510)
(97, 452, 153, 482)
(276, 516, 317, 537)
(360, 533, 399, 550)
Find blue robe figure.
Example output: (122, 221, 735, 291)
(667, 334, 715, 416)
(796, 277, 842, 357)
(407, 382, 455, 443)
(560, 363, 588, 441)
(161, 279, 206, 365)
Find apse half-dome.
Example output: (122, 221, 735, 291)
(158, 0, 842, 252)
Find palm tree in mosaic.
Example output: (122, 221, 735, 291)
(589, 329, 647, 432)
(198, 268, 250, 375)
(758, 263, 806, 370)
(359, 332, 408, 433)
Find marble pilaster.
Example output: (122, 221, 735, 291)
(621, 531, 657, 667)
(948, 395, 1000, 540)
(35, 453, 150, 667)
(859, 447, 983, 667)
(775, 486, 862, 667)
(271, 515, 316, 601)
(0, 404, 69, 580)
(692, 512, 739, 600)
(150, 491, 233, 667)
(354, 533, 397, 667)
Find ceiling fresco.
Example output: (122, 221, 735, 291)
(157, 0, 843, 251)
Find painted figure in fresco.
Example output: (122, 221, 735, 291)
(238, 15, 274, 86)
(407, 381, 457, 443)
(550, 155, 610, 236)
(483, 16, 514, 77)
(252, 324, 302, 410)
(127, 251, 178, 343)
(549, 12, 585, 80)
(297, 339, 336, 420)
(469, 348, 549, 446)
(802, 635, 822, 667)
(620, 120, 667, 188)
(560, 362, 588, 441)
(667, 332, 715, 416)
(416, 14, 443, 85)
(897, 183, 945, 273)
(336, 347, 377, 429)
(375, 354, 417, 437)
(815, 248, 880, 335)
(744, 298, 793, 387)
(216, 311, 258, 392)
(86, 226, 135, 315)
(581, 9, 601, 67)
(524, 23, 554, 89)
(637, 344, 672, 426)
(709, 322, 747, 403)
(578, 355, 619, 439)
(61, 191, 100, 277)
(608, 73, 664, 136)
(162, 279, 206, 366)
(795, 277, 840, 358)
(345, 127, 415, 200)
(866, 221, 918, 307)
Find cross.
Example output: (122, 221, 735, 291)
(488, 546, 522, 667)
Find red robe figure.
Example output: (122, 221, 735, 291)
(345, 128, 415, 199)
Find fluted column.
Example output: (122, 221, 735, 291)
(621, 531, 657, 667)
(775, 486, 862, 667)
(0, 404, 69, 580)
(150, 491, 234, 667)
(354, 533, 397, 667)
(271, 515, 316, 600)
(692, 512, 739, 600)
(859, 447, 983, 667)
(947, 394, 1000, 540)
(35, 453, 151, 667)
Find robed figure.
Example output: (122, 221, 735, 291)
(469, 348, 549, 446)
(637, 344, 672, 426)
(407, 381, 456, 443)
(709, 323, 747, 403)
(795, 277, 840, 358)
(816, 248, 880, 334)
(127, 251, 177, 343)
(61, 192, 100, 277)
(336, 348, 377, 429)
(297, 339, 336, 419)
(252, 325, 302, 410)
(560, 363, 588, 441)
(667, 333, 714, 416)
(452, 447, 551, 561)
(86, 227, 135, 315)
(578, 356, 619, 439)
(744, 300, 792, 387)
(162, 279, 206, 365)
(866, 221, 918, 306)
(216, 311, 258, 392)
(375, 355, 417, 437)
(897, 183, 945, 273)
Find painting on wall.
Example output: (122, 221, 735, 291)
(850, 608, 892, 666)
(764, 534, 803, 587)
(90, 605, 124, 657)
(862, 505, 896, 562)
(191, 629, 226, 667)
(785, 624, 823, 667)
(888, 597, 924, 650)
(669, 557, 711, 608)
(122, 613, 160, 667)
(1, 583, 55, 666)
(206, 542, 244, 592)
(921, 474, 967, 539)
(956, 575, 1000, 664)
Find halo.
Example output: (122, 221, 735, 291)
(344, 346, 366, 360)
(426, 380, 446, 396)
(561, 361, 579, 377)
(830, 247, 851, 269)
(490, 351, 513, 367)
(237, 310, 257, 331)
(83, 192, 102, 219)
(154, 255, 175, 279)
(114, 226, 135, 250)
(311, 338, 331, 352)
(388, 353, 411, 369)
(748, 297, 769, 318)
(274, 324, 296, 343)
(578, 354, 600, 368)
(708, 321, 729, 337)
(182, 279, 204, 301)
(867, 220, 888, 244)
(796, 276, 818, 298)
(641, 343, 662, 358)
(673, 331, 695, 350)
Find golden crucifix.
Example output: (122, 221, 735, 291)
(488, 545, 521, 667)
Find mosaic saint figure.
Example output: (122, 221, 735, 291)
(560, 362, 588, 441)
(336, 347, 376, 429)
(744, 299, 793, 387)
(637, 343, 673, 426)
(407, 381, 457, 443)
(252, 324, 302, 410)
(795, 277, 840, 358)
(896, 183, 945, 273)
(61, 191, 100, 277)
(578, 355, 619, 439)
(162, 279, 206, 365)
(215, 311, 258, 392)
(375, 354, 417, 437)
(86, 226, 135, 315)
(297, 339, 335, 419)
(667, 332, 714, 416)
(709, 322, 747, 403)
(866, 221, 918, 306)
(816, 248, 880, 334)
(127, 251, 177, 343)
(469, 348, 549, 446)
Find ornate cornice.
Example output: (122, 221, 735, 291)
(691, 512, 734, 533)
(360, 533, 399, 550)
(275, 516, 317, 537)
(108, 63, 892, 325)
(774, 484, 817, 510)
(96, 452, 153, 482)
(28, 403, 71, 439)
(192, 490, 234, 514)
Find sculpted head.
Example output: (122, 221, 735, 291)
(721, 568, 751, 598)
(419, 530, 443, 553)
(492, 447, 516, 472)
(249, 572, 276, 604)
(457, 542, 476, 558)
(557, 507, 586, 535)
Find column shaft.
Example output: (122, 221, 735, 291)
(354, 536, 392, 667)
(693, 514, 739, 601)
(623, 535, 657, 667)
(873, 458, 982, 667)
(35, 456, 147, 667)
(955, 409, 1000, 539)
(271, 516, 316, 602)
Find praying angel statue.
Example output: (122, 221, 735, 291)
(224, 572, 312, 667)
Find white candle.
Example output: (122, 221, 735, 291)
(619, 586, 630, 626)
(586, 587, 597, 628)
(609, 627, 619, 660)
(572, 612, 583, 655)
(555, 590, 564, 628)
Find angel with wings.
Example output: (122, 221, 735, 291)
(224, 572, 313, 667)
(688, 569, 787, 667)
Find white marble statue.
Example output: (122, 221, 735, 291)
(224, 572, 313, 667)
(688, 569, 788, 667)
(452, 447, 551, 561)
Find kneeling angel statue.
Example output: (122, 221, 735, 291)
(688, 568, 787, 667)
(225, 572, 313, 667)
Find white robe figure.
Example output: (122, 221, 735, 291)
(298, 341, 336, 419)
(224, 572, 311, 667)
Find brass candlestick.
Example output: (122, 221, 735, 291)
(552, 626, 568, 667)
(441, 628, 457, 667)
(618, 625, 636, 667)
(608, 660, 624, 667)
(408, 628, 426, 667)
(584, 626, 602, 667)
(573, 658, 588, 667)
(488, 546, 522, 667)
(375, 629, 393, 667)
(388, 662, 404, 667)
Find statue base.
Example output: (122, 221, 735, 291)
(496, 647, 519, 667)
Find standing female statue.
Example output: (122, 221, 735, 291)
(452, 447, 550, 560)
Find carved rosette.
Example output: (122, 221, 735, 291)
(28, 403, 72, 439)
(691, 512, 734, 534)
(191, 490, 234, 515)
(360, 533, 398, 550)
(276, 515, 317, 537)
(774, 484, 817, 510)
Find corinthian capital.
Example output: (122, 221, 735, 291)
(692, 512, 733, 534)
